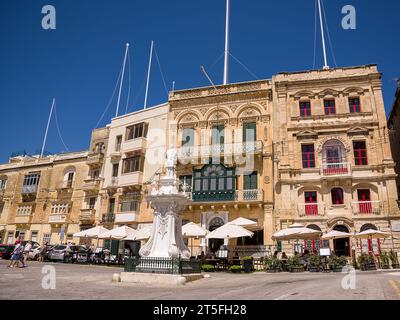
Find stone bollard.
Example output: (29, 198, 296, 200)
(112, 273, 121, 283)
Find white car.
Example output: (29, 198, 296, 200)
(28, 246, 42, 260)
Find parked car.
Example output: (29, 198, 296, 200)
(48, 245, 88, 263)
(68, 246, 89, 263)
(0, 241, 40, 260)
(48, 245, 69, 262)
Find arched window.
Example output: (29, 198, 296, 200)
(193, 164, 235, 202)
(63, 168, 76, 188)
(331, 188, 344, 205)
(322, 140, 347, 164)
(360, 224, 380, 255)
(360, 223, 377, 232)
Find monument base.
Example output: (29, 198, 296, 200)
(120, 272, 204, 286)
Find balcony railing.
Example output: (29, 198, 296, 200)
(22, 185, 38, 194)
(49, 214, 68, 223)
(321, 162, 351, 177)
(351, 201, 382, 216)
(115, 212, 138, 223)
(122, 137, 147, 153)
(177, 141, 263, 161)
(86, 152, 104, 165)
(298, 203, 326, 217)
(235, 189, 264, 202)
(101, 213, 115, 223)
(79, 209, 96, 223)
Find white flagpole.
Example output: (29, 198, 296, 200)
(144, 40, 154, 109)
(116, 43, 130, 118)
(40, 98, 55, 158)
(317, 0, 329, 70)
(223, 0, 230, 85)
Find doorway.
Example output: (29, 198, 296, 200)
(208, 217, 224, 253)
(333, 225, 350, 257)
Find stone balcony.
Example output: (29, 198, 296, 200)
(114, 211, 138, 223)
(177, 141, 263, 163)
(122, 138, 147, 154)
(86, 152, 104, 165)
(14, 214, 32, 224)
(49, 214, 68, 224)
(118, 172, 143, 187)
(79, 209, 96, 224)
(82, 178, 102, 191)
(298, 203, 326, 217)
(351, 201, 382, 216)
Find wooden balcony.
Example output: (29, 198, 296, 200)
(188, 189, 263, 203)
(298, 203, 326, 217)
(351, 201, 382, 216)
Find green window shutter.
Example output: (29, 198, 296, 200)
(244, 171, 257, 190)
(243, 122, 256, 142)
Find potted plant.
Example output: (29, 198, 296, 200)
(201, 264, 215, 272)
(389, 250, 400, 269)
(242, 256, 254, 273)
(308, 255, 321, 272)
(329, 254, 347, 272)
(380, 252, 390, 269)
(229, 265, 242, 273)
(357, 253, 376, 271)
(264, 256, 281, 273)
(287, 255, 304, 273)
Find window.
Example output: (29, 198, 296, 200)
(357, 189, 372, 214)
(331, 188, 344, 205)
(126, 123, 147, 140)
(115, 135, 122, 152)
(243, 122, 256, 142)
(43, 233, 51, 244)
(17, 205, 33, 215)
(244, 171, 258, 190)
(88, 197, 96, 209)
(31, 231, 38, 243)
(112, 163, 119, 177)
(0, 202, 4, 214)
(324, 99, 336, 115)
(122, 156, 144, 174)
(109, 198, 115, 214)
(0, 178, 6, 191)
(120, 193, 140, 212)
(353, 141, 368, 165)
(182, 128, 194, 147)
(179, 175, 192, 192)
(16, 231, 25, 241)
(90, 169, 100, 180)
(94, 142, 104, 153)
(7, 232, 14, 244)
(349, 97, 361, 113)
(299, 101, 311, 117)
(302, 144, 315, 168)
(211, 125, 225, 145)
(304, 192, 318, 216)
(51, 203, 70, 214)
(66, 172, 74, 188)
(23, 172, 40, 187)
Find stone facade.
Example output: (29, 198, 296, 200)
(388, 82, 400, 200)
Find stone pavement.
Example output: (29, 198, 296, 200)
(1, 260, 400, 300)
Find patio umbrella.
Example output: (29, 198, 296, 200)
(206, 224, 254, 240)
(182, 222, 209, 257)
(354, 229, 390, 239)
(73, 226, 109, 238)
(228, 217, 259, 231)
(321, 230, 352, 240)
(98, 226, 137, 240)
(271, 226, 322, 241)
(124, 225, 152, 241)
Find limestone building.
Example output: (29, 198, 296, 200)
(388, 81, 400, 200)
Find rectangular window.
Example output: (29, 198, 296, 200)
(112, 163, 119, 177)
(299, 101, 311, 117)
(331, 188, 344, 205)
(243, 122, 256, 142)
(66, 172, 74, 188)
(324, 99, 336, 115)
(22, 172, 40, 193)
(0, 202, 4, 214)
(0, 179, 6, 191)
(211, 125, 225, 145)
(109, 198, 115, 214)
(122, 156, 144, 173)
(126, 123, 147, 140)
(88, 197, 96, 209)
(50, 203, 70, 214)
(115, 135, 122, 152)
(120, 199, 138, 212)
(182, 128, 194, 147)
(244, 172, 258, 190)
(349, 97, 361, 113)
(304, 191, 318, 216)
(302, 144, 315, 168)
(7, 232, 14, 244)
(179, 175, 192, 192)
(42, 233, 51, 244)
(353, 141, 368, 165)
(31, 231, 38, 243)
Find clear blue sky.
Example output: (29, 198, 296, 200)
(0, 0, 399, 163)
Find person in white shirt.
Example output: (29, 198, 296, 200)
(23, 241, 32, 265)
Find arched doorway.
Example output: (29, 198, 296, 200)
(208, 217, 224, 253)
(360, 223, 380, 255)
(304, 224, 324, 254)
(333, 225, 350, 257)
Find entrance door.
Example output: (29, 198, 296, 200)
(333, 225, 350, 257)
(208, 217, 224, 253)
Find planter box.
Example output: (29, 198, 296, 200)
(308, 267, 320, 273)
(391, 264, 400, 269)
(289, 266, 304, 273)
(267, 268, 280, 273)
(361, 263, 377, 271)
(381, 265, 390, 270)
(332, 266, 344, 272)
(230, 269, 242, 274)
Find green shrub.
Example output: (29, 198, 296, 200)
(264, 256, 281, 270)
(287, 255, 302, 268)
(201, 264, 215, 272)
(389, 250, 399, 266)
(309, 255, 321, 268)
(329, 254, 347, 268)
(357, 253, 375, 267)
(380, 252, 390, 266)
(242, 256, 253, 261)
(229, 265, 242, 272)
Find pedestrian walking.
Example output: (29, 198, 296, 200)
(23, 241, 32, 265)
(38, 242, 48, 262)
(8, 240, 25, 268)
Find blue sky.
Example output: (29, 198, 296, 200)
(0, 0, 399, 163)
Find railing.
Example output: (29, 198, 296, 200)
(124, 257, 201, 275)
(22, 185, 38, 194)
(321, 162, 351, 177)
(352, 201, 382, 215)
(191, 191, 235, 202)
(235, 189, 263, 202)
(101, 213, 115, 223)
(177, 141, 263, 161)
(298, 203, 326, 217)
(226, 245, 272, 257)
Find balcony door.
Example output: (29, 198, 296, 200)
(304, 191, 318, 216)
(243, 122, 256, 142)
(211, 125, 225, 145)
(322, 140, 348, 175)
(357, 189, 372, 214)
